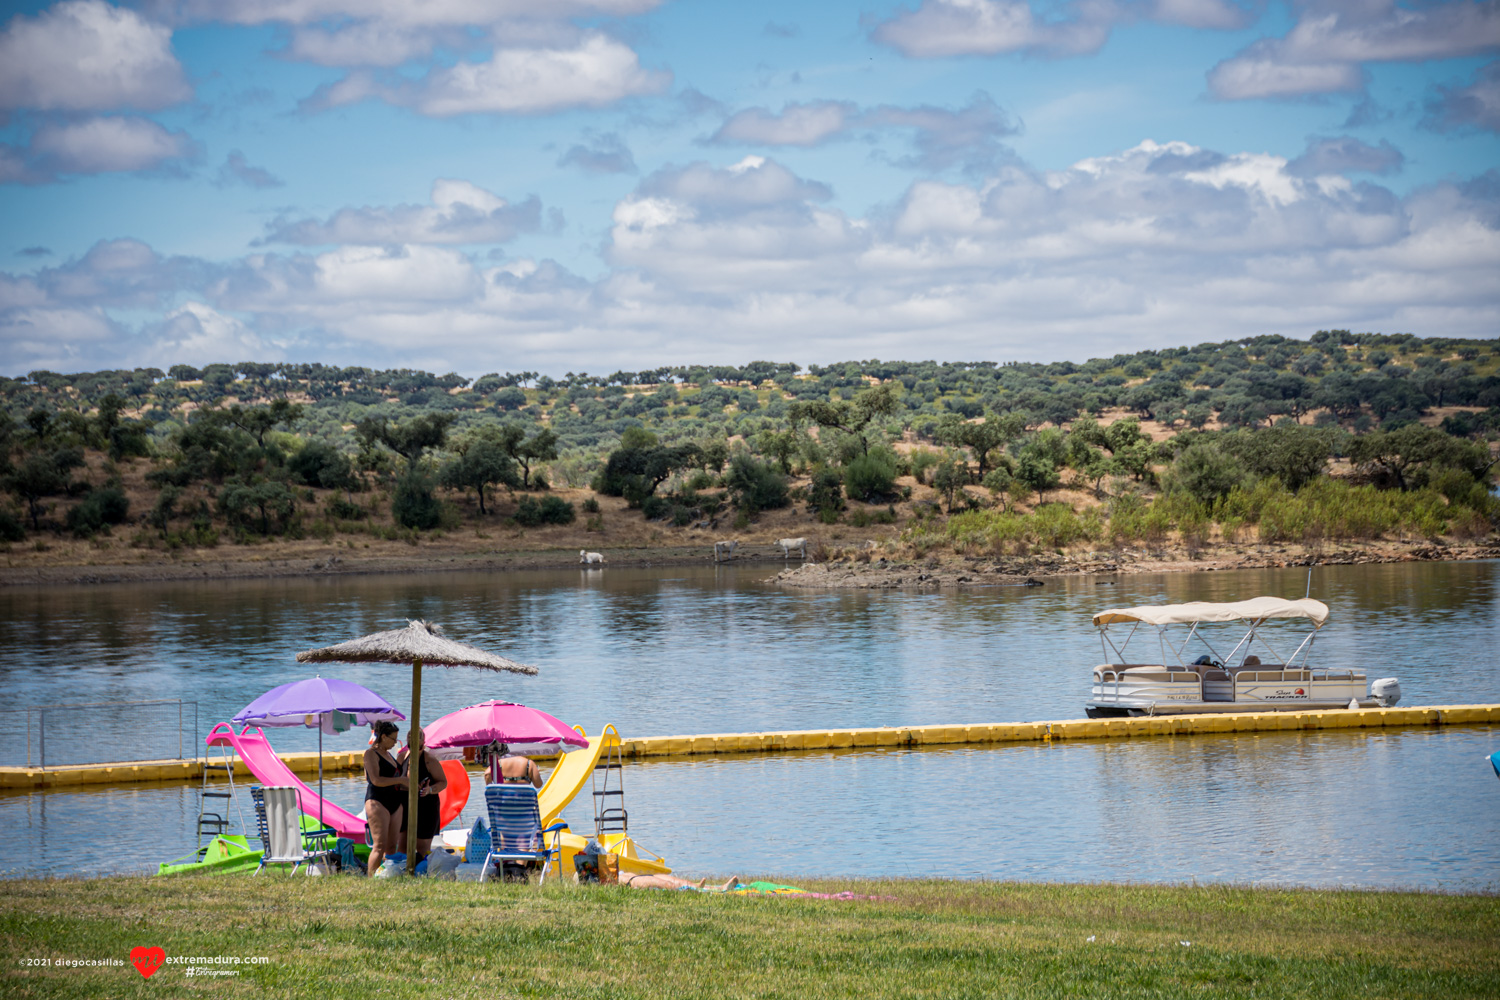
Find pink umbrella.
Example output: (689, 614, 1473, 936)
(424, 701, 589, 758)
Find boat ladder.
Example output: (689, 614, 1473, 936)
(196, 741, 246, 851)
(590, 729, 628, 838)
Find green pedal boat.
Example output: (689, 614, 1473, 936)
(158, 817, 367, 876)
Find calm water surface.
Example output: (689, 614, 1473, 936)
(1, 560, 1497, 885)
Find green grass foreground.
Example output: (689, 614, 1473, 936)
(3, 876, 1497, 999)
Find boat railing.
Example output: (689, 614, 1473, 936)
(1094, 662, 1361, 704)
(1093, 666, 1204, 703)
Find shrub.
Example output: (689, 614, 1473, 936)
(288, 441, 356, 491)
(640, 495, 671, 521)
(581, 496, 600, 513)
(908, 448, 941, 485)
(807, 466, 845, 523)
(326, 496, 366, 520)
(1169, 440, 1249, 505)
(0, 508, 25, 542)
(724, 453, 789, 513)
(844, 448, 899, 503)
(66, 486, 130, 536)
(219, 481, 296, 535)
(849, 506, 896, 528)
(515, 495, 576, 526)
(392, 473, 441, 530)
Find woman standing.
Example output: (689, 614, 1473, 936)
(397, 727, 447, 865)
(363, 721, 407, 874)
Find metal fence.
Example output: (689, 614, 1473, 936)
(0, 700, 199, 769)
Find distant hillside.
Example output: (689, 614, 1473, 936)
(0, 330, 1495, 561)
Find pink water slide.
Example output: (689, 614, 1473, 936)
(205, 723, 367, 839)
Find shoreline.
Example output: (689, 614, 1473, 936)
(3, 536, 1493, 588)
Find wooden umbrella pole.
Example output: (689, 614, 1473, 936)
(406, 657, 422, 875)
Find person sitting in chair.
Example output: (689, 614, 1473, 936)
(481, 740, 543, 788)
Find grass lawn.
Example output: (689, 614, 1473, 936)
(2, 876, 1497, 999)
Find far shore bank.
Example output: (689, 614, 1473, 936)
(1, 534, 1495, 588)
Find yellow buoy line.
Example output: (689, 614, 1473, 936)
(3, 703, 1496, 790)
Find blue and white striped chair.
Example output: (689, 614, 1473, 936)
(251, 785, 336, 876)
(479, 784, 569, 885)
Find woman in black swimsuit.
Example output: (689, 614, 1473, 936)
(397, 728, 447, 865)
(363, 721, 408, 874)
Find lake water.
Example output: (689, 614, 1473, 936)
(2, 559, 1498, 887)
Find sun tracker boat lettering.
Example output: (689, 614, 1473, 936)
(1084, 597, 1401, 718)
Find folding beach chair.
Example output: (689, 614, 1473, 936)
(251, 785, 336, 876)
(479, 784, 569, 885)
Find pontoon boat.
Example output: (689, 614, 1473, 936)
(1085, 597, 1401, 718)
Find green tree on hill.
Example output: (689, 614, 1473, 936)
(788, 382, 900, 457)
(494, 424, 558, 489)
(936, 411, 1023, 482)
(5, 448, 84, 529)
(439, 436, 519, 515)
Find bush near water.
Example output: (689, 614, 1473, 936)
(0, 331, 1496, 555)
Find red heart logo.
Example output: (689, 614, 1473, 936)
(130, 946, 165, 979)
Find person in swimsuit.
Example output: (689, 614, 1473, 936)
(396, 727, 447, 865)
(363, 721, 408, 874)
(483, 741, 543, 788)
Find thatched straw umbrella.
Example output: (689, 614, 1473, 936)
(296, 620, 537, 873)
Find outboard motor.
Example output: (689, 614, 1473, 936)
(1369, 677, 1401, 708)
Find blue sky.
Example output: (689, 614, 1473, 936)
(1, 0, 1496, 376)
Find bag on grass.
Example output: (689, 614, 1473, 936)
(467, 816, 490, 863)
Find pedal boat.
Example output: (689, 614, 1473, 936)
(1085, 597, 1401, 718)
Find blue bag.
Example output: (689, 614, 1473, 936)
(467, 816, 490, 863)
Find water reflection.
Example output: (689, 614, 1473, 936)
(0, 561, 1496, 765)
(4, 725, 1496, 890)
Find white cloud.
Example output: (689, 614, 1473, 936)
(1206, 57, 1364, 100)
(1287, 136, 1404, 177)
(305, 33, 669, 116)
(152, 0, 663, 30)
(632, 157, 833, 217)
(262, 179, 543, 245)
(1209, 0, 1500, 100)
(712, 101, 857, 146)
(3, 141, 1497, 373)
(558, 132, 637, 174)
(152, 301, 276, 366)
(871, 0, 1110, 58)
(869, 0, 1249, 59)
(30, 116, 193, 175)
(215, 150, 284, 189)
(709, 94, 1019, 173)
(0, 0, 190, 112)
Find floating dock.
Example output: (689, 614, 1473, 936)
(3, 703, 1496, 790)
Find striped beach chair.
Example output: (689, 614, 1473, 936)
(479, 784, 569, 885)
(251, 785, 336, 876)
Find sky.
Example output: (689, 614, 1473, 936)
(0, 0, 1496, 378)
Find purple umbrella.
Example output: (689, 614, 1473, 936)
(234, 676, 405, 829)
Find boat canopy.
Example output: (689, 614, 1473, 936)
(1092, 597, 1330, 628)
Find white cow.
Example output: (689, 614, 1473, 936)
(713, 539, 738, 562)
(777, 537, 807, 560)
(580, 550, 605, 565)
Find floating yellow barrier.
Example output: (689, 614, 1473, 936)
(3, 704, 1495, 789)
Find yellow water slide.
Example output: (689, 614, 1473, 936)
(540, 725, 671, 876)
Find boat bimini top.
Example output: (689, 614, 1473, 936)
(1092, 597, 1329, 628)
(1092, 597, 1330, 670)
